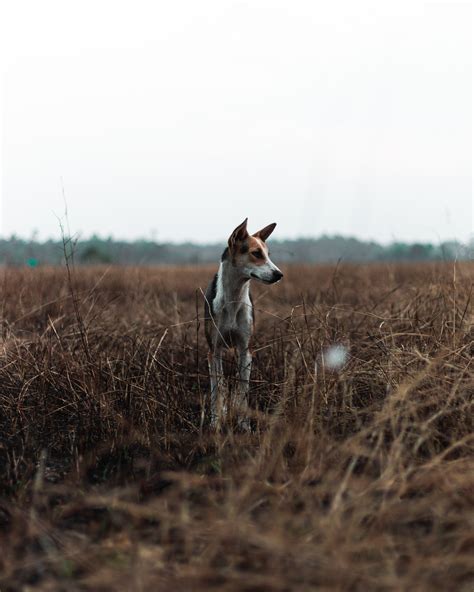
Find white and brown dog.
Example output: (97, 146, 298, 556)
(204, 218, 283, 429)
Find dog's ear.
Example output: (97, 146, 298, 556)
(228, 218, 249, 250)
(253, 222, 276, 242)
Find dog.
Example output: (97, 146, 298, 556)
(204, 218, 283, 429)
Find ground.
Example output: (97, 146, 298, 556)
(0, 262, 473, 591)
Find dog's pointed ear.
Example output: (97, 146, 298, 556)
(228, 218, 249, 250)
(253, 222, 276, 242)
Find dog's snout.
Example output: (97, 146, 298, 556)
(273, 270, 284, 282)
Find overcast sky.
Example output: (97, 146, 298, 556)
(1, 0, 472, 244)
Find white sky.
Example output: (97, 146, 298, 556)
(1, 0, 472, 244)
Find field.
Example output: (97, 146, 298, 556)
(0, 262, 473, 591)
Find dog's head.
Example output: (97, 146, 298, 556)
(226, 218, 283, 284)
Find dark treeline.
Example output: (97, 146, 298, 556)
(0, 235, 472, 266)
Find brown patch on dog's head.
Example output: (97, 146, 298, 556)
(246, 235, 269, 266)
(226, 219, 277, 266)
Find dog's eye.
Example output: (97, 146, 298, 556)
(252, 250, 264, 259)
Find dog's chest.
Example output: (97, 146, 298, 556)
(213, 293, 252, 329)
(212, 287, 253, 345)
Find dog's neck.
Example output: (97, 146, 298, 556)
(216, 260, 250, 308)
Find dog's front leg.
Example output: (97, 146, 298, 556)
(208, 348, 225, 430)
(236, 346, 252, 430)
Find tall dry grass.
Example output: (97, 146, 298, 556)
(0, 262, 473, 591)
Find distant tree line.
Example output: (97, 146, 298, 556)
(0, 234, 472, 267)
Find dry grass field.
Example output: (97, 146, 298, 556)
(0, 262, 473, 591)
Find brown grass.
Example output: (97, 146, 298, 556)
(0, 262, 473, 591)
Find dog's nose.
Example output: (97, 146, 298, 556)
(273, 270, 284, 281)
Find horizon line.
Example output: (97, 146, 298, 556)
(0, 232, 472, 247)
